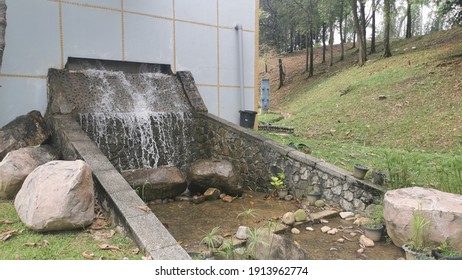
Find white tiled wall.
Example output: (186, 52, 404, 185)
(0, 0, 258, 126)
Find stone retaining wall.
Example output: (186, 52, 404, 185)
(192, 113, 383, 212)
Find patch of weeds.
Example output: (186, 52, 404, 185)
(437, 157, 462, 194)
(384, 152, 413, 189)
(236, 208, 258, 226)
(200, 226, 222, 251)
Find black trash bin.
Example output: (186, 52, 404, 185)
(239, 110, 257, 128)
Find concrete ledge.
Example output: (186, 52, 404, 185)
(47, 114, 190, 260)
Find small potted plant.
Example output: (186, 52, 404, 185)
(363, 202, 385, 242)
(353, 163, 369, 179)
(432, 241, 462, 260)
(402, 209, 434, 260)
(270, 172, 288, 198)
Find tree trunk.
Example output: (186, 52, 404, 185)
(383, 0, 392, 57)
(0, 0, 6, 70)
(343, 13, 348, 44)
(289, 27, 294, 53)
(352, 31, 356, 48)
(339, 0, 345, 61)
(309, 30, 314, 77)
(305, 32, 309, 72)
(278, 58, 285, 89)
(329, 23, 334, 66)
(352, 0, 366, 66)
(370, 0, 376, 54)
(406, 0, 412, 38)
(322, 23, 327, 64)
(359, 0, 367, 61)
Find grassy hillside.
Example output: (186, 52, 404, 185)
(258, 27, 462, 192)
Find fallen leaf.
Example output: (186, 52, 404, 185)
(135, 205, 151, 212)
(249, 201, 256, 207)
(15, 255, 21, 260)
(99, 244, 120, 251)
(130, 248, 140, 255)
(107, 230, 116, 238)
(178, 240, 183, 245)
(0, 220, 14, 225)
(0, 229, 19, 241)
(222, 232, 232, 238)
(23, 242, 36, 247)
(90, 218, 108, 230)
(142, 255, 153, 260)
(82, 251, 95, 259)
(43, 240, 50, 247)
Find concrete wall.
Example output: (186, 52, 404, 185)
(0, 0, 258, 127)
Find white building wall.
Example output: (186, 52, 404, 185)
(0, 0, 258, 126)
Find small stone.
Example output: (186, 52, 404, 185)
(284, 195, 294, 201)
(175, 195, 192, 202)
(327, 228, 339, 235)
(291, 228, 300, 234)
(357, 248, 365, 254)
(314, 200, 325, 207)
(192, 195, 205, 204)
(219, 193, 226, 199)
(321, 226, 331, 233)
(359, 235, 375, 247)
(154, 199, 163, 204)
(235, 226, 249, 240)
(337, 238, 345, 243)
(294, 209, 307, 222)
(282, 212, 296, 225)
(378, 95, 387, 100)
(320, 219, 329, 224)
(350, 232, 358, 237)
(330, 247, 338, 251)
(222, 195, 234, 203)
(339, 212, 355, 219)
(204, 188, 221, 200)
(305, 227, 314, 231)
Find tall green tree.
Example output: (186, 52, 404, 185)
(352, 0, 367, 65)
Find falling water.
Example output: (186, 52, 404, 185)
(76, 69, 193, 170)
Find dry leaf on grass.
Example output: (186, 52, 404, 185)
(99, 244, 120, 251)
(0, 220, 14, 225)
(82, 251, 95, 259)
(0, 229, 19, 241)
(90, 218, 108, 230)
(135, 205, 151, 212)
(130, 248, 140, 255)
(107, 229, 116, 238)
(23, 242, 36, 247)
(43, 240, 50, 247)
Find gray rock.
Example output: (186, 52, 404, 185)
(339, 212, 355, 219)
(321, 226, 331, 233)
(187, 159, 242, 195)
(384, 187, 462, 250)
(14, 160, 95, 232)
(121, 166, 187, 201)
(204, 187, 221, 200)
(291, 228, 301, 234)
(314, 200, 325, 207)
(359, 235, 375, 247)
(247, 229, 308, 260)
(0, 145, 58, 199)
(0, 111, 49, 161)
(236, 226, 249, 240)
(294, 209, 307, 222)
(282, 212, 295, 225)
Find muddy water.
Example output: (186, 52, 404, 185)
(149, 191, 404, 260)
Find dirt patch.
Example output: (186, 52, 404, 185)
(149, 191, 404, 260)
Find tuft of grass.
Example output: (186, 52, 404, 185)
(0, 200, 142, 260)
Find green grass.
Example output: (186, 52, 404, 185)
(258, 27, 462, 193)
(259, 131, 462, 191)
(0, 200, 142, 260)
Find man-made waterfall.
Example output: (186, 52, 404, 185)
(79, 112, 192, 170)
(50, 64, 196, 171)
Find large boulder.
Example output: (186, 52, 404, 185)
(187, 159, 242, 195)
(14, 160, 95, 232)
(247, 229, 308, 260)
(121, 166, 187, 201)
(384, 187, 462, 250)
(0, 111, 50, 160)
(0, 145, 58, 199)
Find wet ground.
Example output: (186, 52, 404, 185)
(149, 191, 405, 260)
